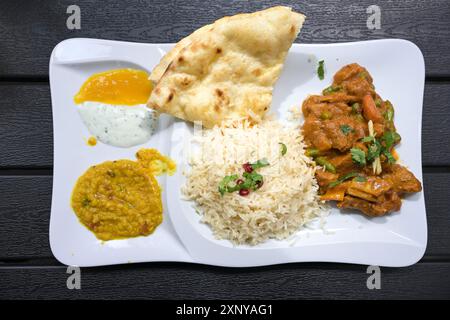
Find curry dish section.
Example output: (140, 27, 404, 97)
(302, 63, 422, 217)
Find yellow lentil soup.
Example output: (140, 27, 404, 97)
(71, 159, 163, 241)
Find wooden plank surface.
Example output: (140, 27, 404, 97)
(1, 82, 449, 167)
(422, 82, 450, 166)
(0, 173, 448, 260)
(0, 84, 52, 168)
(0, 262, 449, 299)
(0, 0, 450, 77)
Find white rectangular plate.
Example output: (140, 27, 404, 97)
(49, 38, 426, 267)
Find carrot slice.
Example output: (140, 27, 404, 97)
(362, 94, 383, 123)
(391, 148, 399, 160)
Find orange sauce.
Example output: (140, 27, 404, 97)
(74, 69, 152, 105)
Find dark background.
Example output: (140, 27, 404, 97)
(0, 0, 449, 299)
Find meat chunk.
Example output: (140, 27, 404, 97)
(338, 191, 402, 217)
(302, 102, 366, 152)
(315, 170, 339, 188)
(329, 153, 355, 172)
(333, 63, 374, 99)
(334, 63, 373, 84)
(382, 164, 422, 193)
(322, 118, 364, 152)
(302, 120, 332, 151)
(349, 176, 393, 197)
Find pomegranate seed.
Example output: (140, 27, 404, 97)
(239, 189, 250, 196)
(243, 163, 253, 173)
(236, 179, 244, 185)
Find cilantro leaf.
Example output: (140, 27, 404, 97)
(367, 140, 382, 162)
(218, 174, 239, 196)
(361, 136, 375, 143)
(351, 148, 366, 166)
(383, 150, 396, 164)
(250, 158, 270, 170)
(218, 157, 271, 196)
(340, 124, 354, 135)
(242, 172, 264, 191)
(317, 60, 325, 80)
(382, 131, 401, 150)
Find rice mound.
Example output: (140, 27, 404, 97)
(182, 119, 323, 245)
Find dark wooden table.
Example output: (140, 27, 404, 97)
(1, 0, 450, 300)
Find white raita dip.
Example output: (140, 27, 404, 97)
(77, 101, 158, 147)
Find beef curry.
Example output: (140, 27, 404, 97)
(302, 63, 421, 217)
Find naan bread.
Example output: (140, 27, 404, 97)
(148, 6, 305, 128)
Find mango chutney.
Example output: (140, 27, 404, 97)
(74, 69, 152, 105)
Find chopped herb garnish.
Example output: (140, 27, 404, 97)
(375, 98, 382, 107)
(360, 129, 400, 168)
(361, 136, 375, 143)
(218, 174, 238, 196)
(340, 124, 354, 135)
(279, 142, 287, 156)
(367, 139, 382, 162)
(350, 148, 366, 166)
(328, 172, 359, 188)
(384, 101, 394, 121)
(322, 85, 342, 95)
(383, 149, 396, 164)
(218, 159, 269, 196)
(382, 131, 401, 150)
(250, 158, 270, 170)
(242, 172, 264, 191)
(317, 60, 325, 80)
